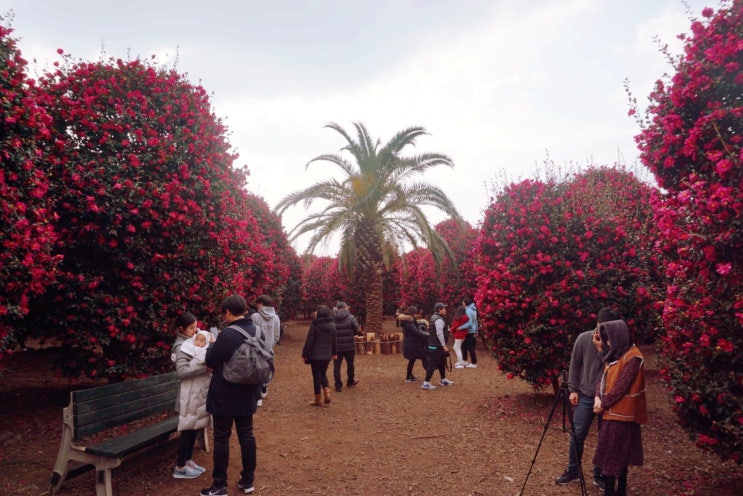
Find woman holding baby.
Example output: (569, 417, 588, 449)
(171, 312, 213, 479)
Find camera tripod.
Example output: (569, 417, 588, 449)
(519, 371, 588, 496)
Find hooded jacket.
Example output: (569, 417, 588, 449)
(333, 308, 360, 353)
(252, 305, 281, 348)
(175, 330, 212, 430)
(302, 316, 337, 361)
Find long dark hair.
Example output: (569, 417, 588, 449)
(174, 312, 196, 333)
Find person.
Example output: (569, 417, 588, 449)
(173, 325, 212, 479)
(332, 301, 361, 392)
(251, 294, 281, 406)
(398, 305, 429, 382)
(421, 302, 454, 390)
(592, 318, 647, 496)
(459, 296, 479, 368)
(302, 304, 337, 406)
(449, 304, 469, 368)
(555, 307, 619, 489)
(201, 295, 262, 496)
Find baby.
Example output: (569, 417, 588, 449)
(193, 332, 207, 348)
(188, 330, 210, 361)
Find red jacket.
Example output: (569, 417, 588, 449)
(450, 315, 469, 340)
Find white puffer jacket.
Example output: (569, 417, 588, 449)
(175, 330, 212, 431)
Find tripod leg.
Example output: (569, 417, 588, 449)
(518, 388, 564, 496)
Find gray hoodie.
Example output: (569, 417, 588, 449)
(252, 306, 281, 349)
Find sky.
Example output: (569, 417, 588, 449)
(1, 0, 719, 254)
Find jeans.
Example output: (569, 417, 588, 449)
(568, 393, 602, 477)
(309, 359, 330, 393)
(175, 429, 198, 467)
(212, 415, 256, 487)
(333, 350, 355, 388)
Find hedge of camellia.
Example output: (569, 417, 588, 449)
(24, 55, 279, 378)
(475, 167, 662, 393)
(0, 22, 60, 356)
(635, 1, 742, 463)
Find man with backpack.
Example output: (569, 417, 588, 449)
(201, 294, 262, 496)
(251, 294, 281, 406)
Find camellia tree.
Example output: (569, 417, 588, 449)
(302, 255, 350, 316)
(28, 55, 278, 378)
(634, 0, 742, 462)
(475, 166, 663, 393)
(0, 20, 60, 356)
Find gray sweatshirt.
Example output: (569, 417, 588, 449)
(568, 329, 604, 397)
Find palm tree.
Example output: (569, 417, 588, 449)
(275, 122, 461, 335)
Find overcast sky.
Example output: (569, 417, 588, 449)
(2, 0, 717, 253)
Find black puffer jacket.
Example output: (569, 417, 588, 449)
(334, 308, 360, 353)
(399, 313, 429, 360)
(302, 316, 337, 360)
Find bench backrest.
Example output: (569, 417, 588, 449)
(71, 372, 179, 440)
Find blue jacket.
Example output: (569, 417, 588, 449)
(459, 303, 479, 335)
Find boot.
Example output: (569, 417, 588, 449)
(309, 393, 322, 406)
(323, 386, 331, 404)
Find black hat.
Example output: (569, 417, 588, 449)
(434, 302, 447, 312)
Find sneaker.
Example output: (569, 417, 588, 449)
(348, 379, 359, 387)
(186, 460, 206, 473)
(405, 376, 418, 383)
(421, 382, 437, 390)
(439, 378, 454, 386)
(173, 465, 201, 479)
(256, 398, 263, 407)
(465, 363, 478, 368)
(260, 387, 268, 399)
(454, 363, 465, 369)
(237, 479, 255, 494)
(200, 485, 228, 496)
(555, 471, 579, 485)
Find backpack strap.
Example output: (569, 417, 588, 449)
(225, 324, 266, 342)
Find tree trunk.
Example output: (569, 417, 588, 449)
(364, 265, 384, 335)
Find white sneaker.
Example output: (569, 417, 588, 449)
(421, 382, 437, 390)
(256, 399, 263, 407)
(186, 460, 206, 473)
(439, 378, 454, 386)
(454, 363, 465, 369)
(173, 465, 201, 479)
(465, 363, 477, 369)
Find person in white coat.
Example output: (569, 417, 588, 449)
(172, 312, 212, 479)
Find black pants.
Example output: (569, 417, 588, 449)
(333, 350, 355, 388)
(310, 359, 331, 394)
(212, 415, 256, 487)
(175, 429, 198, 467)
(424, 347, 447, 382)
(462, 334, 477, 364)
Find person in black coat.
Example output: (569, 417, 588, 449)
(398, 305, 430, 383)
(332, 301, 361, 392)
(302, 305, 337, 406)
(201, 294, 262, 496)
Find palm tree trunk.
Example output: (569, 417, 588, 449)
(364, 264, 384, 335)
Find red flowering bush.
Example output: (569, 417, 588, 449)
(475, 167, 662, 393)
(25, 55, 278, 378)
(635, 1, 743, 462)
(395, 220, 478, 315)
(0, 21, 60, 356)
(302, 255, 350, 315)
(435, 219, 479, 306)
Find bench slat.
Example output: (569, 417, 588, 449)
(84, 415, 178, 458)
(71, 372, 178, 403)
(74, 392, 177, 440)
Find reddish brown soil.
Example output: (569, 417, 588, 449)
(1, 318, 740, 496)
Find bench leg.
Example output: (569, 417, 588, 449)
(196, 427, 211, 453)
(96, 469, 113, 496)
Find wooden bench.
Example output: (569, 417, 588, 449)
(47, 372, 183, 496)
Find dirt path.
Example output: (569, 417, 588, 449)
(2, 318, 741, 495)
